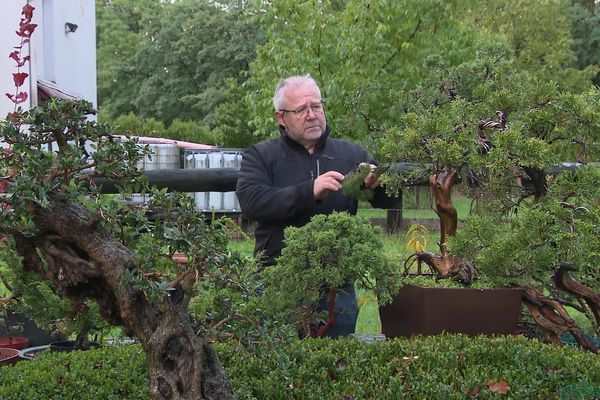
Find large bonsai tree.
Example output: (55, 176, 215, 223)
(0, 98, 238, 398)
(378, 41, 599, 351)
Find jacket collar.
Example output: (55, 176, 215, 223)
(279, 124, 331, 154)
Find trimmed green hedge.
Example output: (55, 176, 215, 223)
(0, 335, 598, 399)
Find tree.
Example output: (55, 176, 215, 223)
(568, 1, 600, 85)
(215, 0, 595, 148)
(262, 212, 398, 337)
(457, 0, 598, 92)
(218, 0, 463, 146)
(0, 99, 237, 399)
(96, 0, 266, 127)
(377, 40, 599, 351)
(96, 0, 163, 118)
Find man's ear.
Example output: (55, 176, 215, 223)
(275, 111, 286, 131)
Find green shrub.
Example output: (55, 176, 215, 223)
(1, 335, 598, 399)
(0, 345, 149, 399)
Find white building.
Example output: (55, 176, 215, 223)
(0, 0, 97, 120)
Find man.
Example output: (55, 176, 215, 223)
(236, 75, 397, 337)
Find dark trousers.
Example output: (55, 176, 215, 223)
(317, 284, 359, 338)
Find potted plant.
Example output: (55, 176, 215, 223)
(372, 42, 599, 350)
(262, 211, 400, 338)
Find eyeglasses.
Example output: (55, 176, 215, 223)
(278, 100, 325, 118)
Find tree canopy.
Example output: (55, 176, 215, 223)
(212, 0, 598, 148)
(96, 0, 265, 128)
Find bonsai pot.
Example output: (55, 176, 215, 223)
(0, 336, 28, 350)
(19, 344, 50, 360)
(379, 285, 523, 338)
(0, 348, 21, 366)
(49, 340, 101, 352)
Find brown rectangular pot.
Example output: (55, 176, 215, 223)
(379, 285, 523, 338)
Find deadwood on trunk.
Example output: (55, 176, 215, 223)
(408, 169, 476, 284)
(12, 195, 235, 400)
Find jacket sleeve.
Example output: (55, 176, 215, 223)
(235, 145, 317, 221)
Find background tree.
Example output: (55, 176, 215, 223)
(214, 0, 597, 148)
(568, 0, 600, 85)
(458, 0, 598, 92)
(96, 0, 265, 136)
(96, 0, 162, 119)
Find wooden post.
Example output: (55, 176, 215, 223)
(386, 190, 403, 234)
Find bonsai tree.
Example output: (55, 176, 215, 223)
(0, 96, 240, 397)
(262, 211, 399, 337)
(376, 41, 599, 351)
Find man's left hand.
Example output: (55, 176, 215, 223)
(362, 163, 380, 189)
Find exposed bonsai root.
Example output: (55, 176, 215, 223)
(406, 251, 476, 284)
(520, 284, 597, 353)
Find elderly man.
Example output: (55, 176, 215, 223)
(236, 75, 397, 337)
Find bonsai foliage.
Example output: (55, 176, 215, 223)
(378, 41, 600, 350)
(263, 212, 399, 337)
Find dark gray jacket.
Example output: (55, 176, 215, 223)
(236, 126, 398, 264)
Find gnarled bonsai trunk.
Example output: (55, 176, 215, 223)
(13, 195, 235, 400)
(412, 169, 476, 284)
(552, 263, 600, 331)
(520, 284, 597, 353)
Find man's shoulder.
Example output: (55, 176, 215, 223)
(246, 137, 283, 153)
(325, 137, 367, 153)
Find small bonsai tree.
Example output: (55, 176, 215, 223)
(262, 211, 399, 337)
(375, 40, 599, 351)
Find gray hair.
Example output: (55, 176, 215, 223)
(272, 75, 322, 111)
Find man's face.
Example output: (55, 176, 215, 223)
(275, 83, 327, 149)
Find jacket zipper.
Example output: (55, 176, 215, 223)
(310, 157, 320, 179)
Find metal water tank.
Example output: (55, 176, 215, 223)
(184, 148, 242, 213)
(132, 144, 180, 204)
(184, 152, 209, 210)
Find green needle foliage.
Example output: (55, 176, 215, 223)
(341, 163, 373, 201)
(262, 212, 401, 331)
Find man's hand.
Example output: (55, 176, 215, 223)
(362, 163, 381, 190)
(313, 171, 344, 199)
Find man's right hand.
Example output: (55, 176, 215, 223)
(313, 171, 344, 199)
